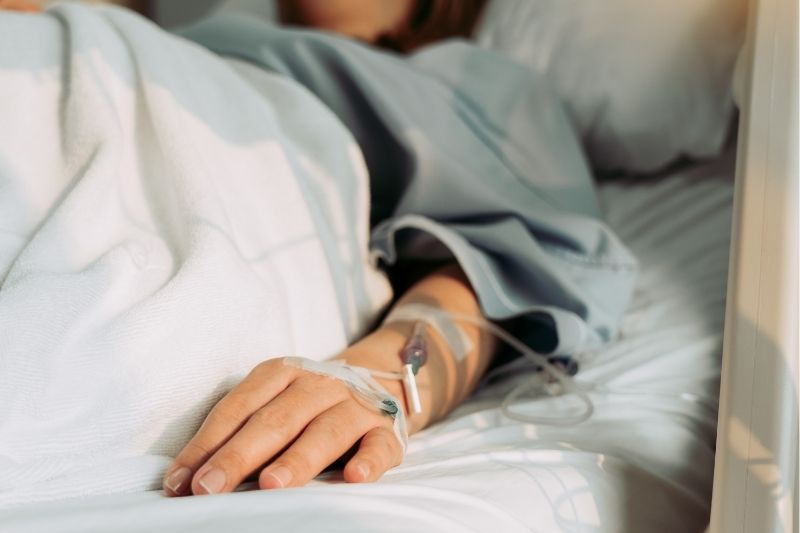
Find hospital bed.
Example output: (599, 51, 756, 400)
(0, 153, 733, 533)
(0, 0, 797, 531)
(709, 0, 798, 531)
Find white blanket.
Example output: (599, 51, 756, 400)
(0, 4, 391, 507)
(0, 148, 734, 533)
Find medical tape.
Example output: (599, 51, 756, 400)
(385, 304, 595, 426)
(383, 303, 472, 361)
(281, 357, 409, 454)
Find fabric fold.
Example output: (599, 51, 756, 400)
(180, 16, 638, 355)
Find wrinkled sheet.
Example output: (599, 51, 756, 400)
(0, 2, 642, 509)
(0, 4, 392, 507)
(0, 150, 734, 532)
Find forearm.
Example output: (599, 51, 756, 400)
(165, 264, 493, 495)
(333, 264, 496, 434)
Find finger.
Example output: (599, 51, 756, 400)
(191, 374, 350, 495)
(343, 426, 404, 484)
(258, 401, 382, 489)
(164, 359, 297, 496)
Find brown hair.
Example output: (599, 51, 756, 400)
(378, 0, 488, 53)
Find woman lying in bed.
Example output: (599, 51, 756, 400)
(165, 0, 498, 498)
(171, 0, 500, 497)
(0, 0, 635, 502)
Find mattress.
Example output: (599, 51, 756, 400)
(0, 152, 735, 533)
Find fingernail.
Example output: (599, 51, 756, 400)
(264, 465, 293, 488)
(164, 466, 192, 495)
(352, 461, 370, 481)
(197, 468, 227, 495)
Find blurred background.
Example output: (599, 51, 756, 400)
(150, 0, 218, 26)
(91, 0, 220, 26)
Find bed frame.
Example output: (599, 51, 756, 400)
(709, 0, 798, 530)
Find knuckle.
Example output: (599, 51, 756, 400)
(252, 358, 288, 377)
(373, 428, 403, 465)
(251, 407, 293, 435)
(222, 393, 251, 416)
(180, 440, 212, 464)
(362, 411, 395, 434)
(308, 415, 350, 444)
(250, 361, 267, 375)
(296, 372, 341, 393)
(247, 362, 269, 381)
(209, 396, 249, 427)
(218, 447, 250, 475)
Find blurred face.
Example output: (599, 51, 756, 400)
(277, 0, 415, 43)
(277, 0, 488, 53)
(0, 0, 42, 11)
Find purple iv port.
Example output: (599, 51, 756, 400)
(400, 322, 429, 371)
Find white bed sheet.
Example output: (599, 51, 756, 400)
(0, 152, 735, 533)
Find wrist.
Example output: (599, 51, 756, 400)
(333, 322, 444, 434)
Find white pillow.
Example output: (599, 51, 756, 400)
(473, 0, 748, 173)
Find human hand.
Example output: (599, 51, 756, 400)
(163, 357, 405, 496)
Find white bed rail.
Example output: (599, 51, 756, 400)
(709, 0, 799, 530)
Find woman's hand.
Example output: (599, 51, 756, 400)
(163, 357, 404, 496)
(164, 264, 496, 496)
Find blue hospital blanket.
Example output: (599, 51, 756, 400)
(179, 15, 638, 356)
